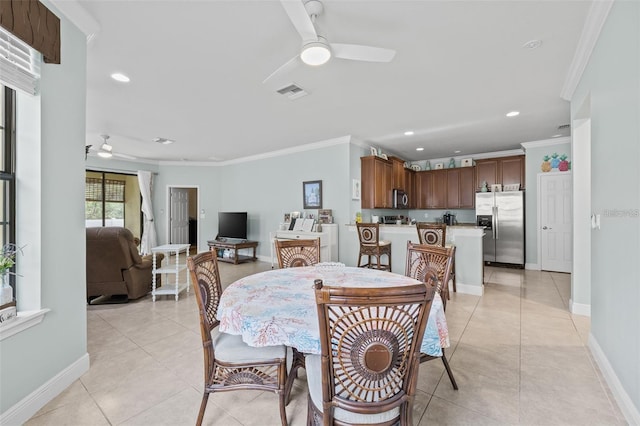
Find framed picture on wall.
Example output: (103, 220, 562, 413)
(352, 179, 361, 200)
(303, 180, 323, 209)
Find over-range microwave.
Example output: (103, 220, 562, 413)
(393, 189, 409, 209)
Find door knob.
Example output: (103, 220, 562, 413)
(542, 226, 548, 230)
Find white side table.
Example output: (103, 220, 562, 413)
(151, 244, 190, 301)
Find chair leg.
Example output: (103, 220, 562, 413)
(196, 392, 210, 426)
(441, 350, 458, 390)
(285, 348, 305, 405)
(279, 388, 288, 426)
(452, 260, 457, 293)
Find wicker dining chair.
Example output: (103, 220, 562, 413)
(273, 238, 320, 401)
(405, 241, 458, 390)
(275, 238, 321, 268)
(187, 251, 290, 426)
(306, 278, 436, 426)
(356, 222, 392, 272)
(416, 222, 456, 293)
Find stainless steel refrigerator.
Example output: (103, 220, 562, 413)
(476, 191, 525, 266)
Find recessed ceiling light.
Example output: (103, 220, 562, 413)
(416, 147, 424, 151)
(454, 150, 461, 154)
(111, 73, 130, 83)
(404, 131, 414, 136)
(153, 137, 174, 145)
(522, 39, 542, 49)
(506, 111, 520, 117)
(551, 134, 563, 138)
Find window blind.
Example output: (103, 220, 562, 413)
(85, 178, 125, 202)
(0, 27, 41, 95)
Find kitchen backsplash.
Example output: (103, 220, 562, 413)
(361, 208, 477, 224)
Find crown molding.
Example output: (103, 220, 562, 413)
(560, 0, 614, 101)
(158, 135, 352, 167)
(49, 0, 100, 43)
(521, 137, 571, 150)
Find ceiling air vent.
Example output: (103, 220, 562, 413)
(276, 83, 308, 100)
(557, 124, 571, 130)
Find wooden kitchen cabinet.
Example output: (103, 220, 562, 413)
(475, 155, 525, 190)
(416, 170, 447, 209)
(417, 167, 474, 209)
(404, 168, 416, 208)
(390, 157, 406, 190)
(458, 166, 475, 208)
(500, 156, 525, 189)
(361, 156, 392, 208)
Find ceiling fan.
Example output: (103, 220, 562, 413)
(263, 0, 396, 84)
(86, 134, 137, 160)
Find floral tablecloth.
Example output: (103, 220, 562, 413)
(217, 266, 450, 357)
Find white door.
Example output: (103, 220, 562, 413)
(540, 173, 572, 272)
(170, 188, 189, 244)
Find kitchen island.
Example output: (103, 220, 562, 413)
(345, 224, 485, 296)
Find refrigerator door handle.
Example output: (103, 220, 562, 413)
(494, 206, 499, 240)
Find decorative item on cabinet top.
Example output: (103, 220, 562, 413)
(461, 158, 473, 167)
(434, 163, 444, 170)
(410, 164, 421, 171)
(541, 152, 570, 172)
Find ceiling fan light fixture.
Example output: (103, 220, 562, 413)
(300, 40, 331, 66)
(100, 142, 113, 152)
(97, 148, 113, 158)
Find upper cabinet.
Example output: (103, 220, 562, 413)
(361, 156, 393, 209)
(416, 167, 474, 209)
(390, 157, 406, 191)
(475, 155, 525, 190)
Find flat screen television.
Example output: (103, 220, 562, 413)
(217, 212, 248, 240)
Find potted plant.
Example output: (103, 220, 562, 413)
(0, 244, 23, 324)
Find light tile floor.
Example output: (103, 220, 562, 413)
(26, 263, 626, 425)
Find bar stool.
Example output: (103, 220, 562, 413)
(356, 222, 392, 272)
(416, 222, 456, 293)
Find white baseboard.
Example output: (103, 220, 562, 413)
(525, 263, 541, 270)
(454, 282, 483, 296)
(570, 299, 591, 316)
(588, 334, 640, 425)
(257, 254, 272, 263)
(0, 353, 90, 425)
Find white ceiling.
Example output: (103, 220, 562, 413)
(65, 0, 591, 163)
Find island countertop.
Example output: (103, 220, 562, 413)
(344, 223, 484, 296)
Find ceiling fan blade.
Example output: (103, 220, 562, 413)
(331, 43, 396, 63)
(113, 152, 137, 160)
(280, 0, 317, 42)
(263, 54, 301, 85)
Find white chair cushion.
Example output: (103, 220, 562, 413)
(306, 354, 399, 424)
(212, 330, 286, 363)
(379, 240, 391, 246)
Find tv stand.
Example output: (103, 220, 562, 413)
(208, 239, 258, 264)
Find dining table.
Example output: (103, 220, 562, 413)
(217, 265, 450, 357)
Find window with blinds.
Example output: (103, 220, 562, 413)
(85, 177, 125, 202)
(85, 175, 126, 227)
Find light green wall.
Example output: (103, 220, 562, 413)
(154, 142, 353, 260)
(572, 0, 640, 414)
(523, 141, 572, 266)
(0, 10, 88, 414)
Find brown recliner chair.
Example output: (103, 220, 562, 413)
(86, 227, 163, 304)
